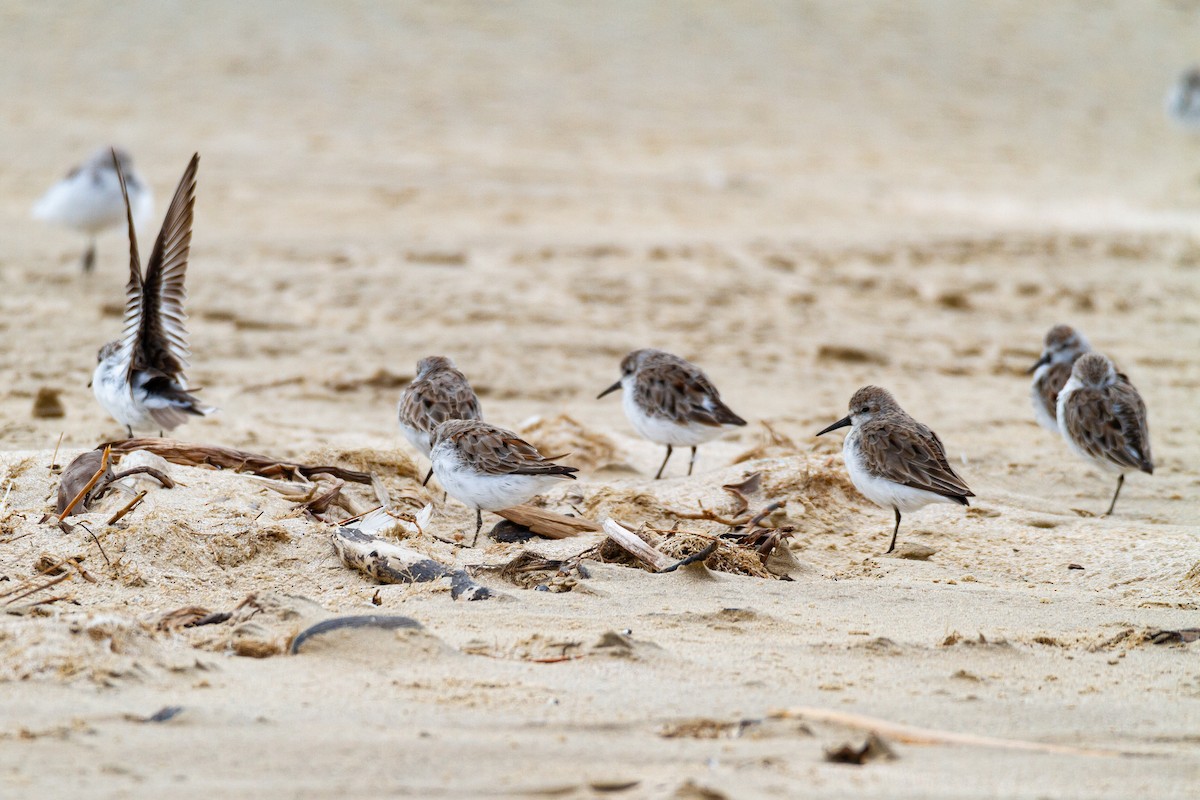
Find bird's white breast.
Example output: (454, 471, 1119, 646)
(431, 441, 561, 512)
(92, 355, 153, 430)
(34, 169, 152, 235)
(621, 375, 725, 447)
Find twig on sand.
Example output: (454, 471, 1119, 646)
(1, 571, 70, 606)
(769, 707, 1130, 758)
(663, 503, 744, 527)
(77, 523, 110, 568)
(49, 431, 64, 474)
(105, 491, 147, 526)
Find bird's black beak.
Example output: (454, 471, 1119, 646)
(597, 380, 622, 399)
(815, 416, 852, 436)
(1026, 354, 1050, 374)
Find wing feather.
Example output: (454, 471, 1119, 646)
(1063, 378, 1153, 473)
(860, 417, 974, 500)
(447, 421, 577, 478)
(400, 367, 483, 433)
(121, 153, 199, 381)
(635, 356, 746, 428)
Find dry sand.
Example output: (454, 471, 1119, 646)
(1, 2, 1199, 797)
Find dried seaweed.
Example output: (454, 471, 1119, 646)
(595, 519, 770, 578)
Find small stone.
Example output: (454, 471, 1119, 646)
(893, 543, 936, 561)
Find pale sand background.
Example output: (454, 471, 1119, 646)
(1, 2, 1199, 797)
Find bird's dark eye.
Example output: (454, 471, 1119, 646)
(860, 406, 869, 413)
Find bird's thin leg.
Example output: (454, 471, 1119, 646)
(887, 507, 901, 554)
(471, 509, 483, 547)
(126, 425, 133, 439)
(82, 239, 96, 273)
(157, 430, 163, 438)
(422, 467, 433, 486)
(654, 445, 673, 480)
(1104, 474, 1125, 517)
(687, 446, 698, 476)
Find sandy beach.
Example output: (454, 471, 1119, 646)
(0, 2, 1198, 797)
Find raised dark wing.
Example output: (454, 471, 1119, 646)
(1063, 379, 1153, 473)
(859, 418, 974, 500)
(113, 149, 143, 368)
(451, 422, 577, 478)
(121, 153, 199, 381)
(401, 370, 483, 433)
(636, 358, 746, 427)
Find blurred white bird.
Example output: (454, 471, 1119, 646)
(33, 147, 154, 272)
(1166, 67, 1200, 131)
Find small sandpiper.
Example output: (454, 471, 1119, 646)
(817, 386, 973, 554)
(598, 348, 746, 479)
(92, 150, 213, 437)
(429, 419, 578, 545)
(1056, 353, 1153, 515)
(1028, 324, 1091, 432)
(398, 356, 483, 485)
(33, 147, 154, 272)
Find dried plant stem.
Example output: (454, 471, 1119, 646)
(2, 572, 70, 606)
(769, 707, 1127, 758)
(49, 431, 64, 474)
(106, 491, 148, 525)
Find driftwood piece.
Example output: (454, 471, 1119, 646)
(600, 519, 717, 574)
(331, 526, 495, 601)
(495, 505, 602, 539)
(100, 439, 374, 484)
(602, 519, 675, 571)
(769, 707, 1128, 758)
